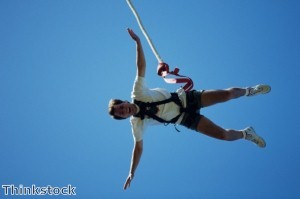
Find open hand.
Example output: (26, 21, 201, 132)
(127, 28, 140, 42)
(123, 173, 134, 190)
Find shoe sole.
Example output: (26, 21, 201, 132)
(257, 136, 266, 148)
(245, 127, 266, 148)
(257, 85, 271, 95)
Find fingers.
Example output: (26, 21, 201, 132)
(127, 28, 134, 37)
(127, 28, 139, 41)
(123, 178, 131, 190)
(123, 183, 128, 190)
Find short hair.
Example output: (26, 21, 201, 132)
(108, 99, 126, 120)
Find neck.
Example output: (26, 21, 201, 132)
(134, 104, 140, 114)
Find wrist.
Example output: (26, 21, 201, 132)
(135, 39, 141, 44)
(129, 172, 134, 179)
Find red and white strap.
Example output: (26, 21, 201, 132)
(157, 62, 194, 92)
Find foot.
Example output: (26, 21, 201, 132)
(243, 127, 266, 148)
(246, 84, 271, 96)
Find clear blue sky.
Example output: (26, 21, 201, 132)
(1, 0, 299, 198)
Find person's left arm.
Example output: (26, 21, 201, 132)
(123, 140, 143, 190)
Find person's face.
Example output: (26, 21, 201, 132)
(113, 102, 136, 119)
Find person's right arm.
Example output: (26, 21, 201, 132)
(128, 28, 146, 78)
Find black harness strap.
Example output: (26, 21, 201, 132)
(133, 93, 185, 124)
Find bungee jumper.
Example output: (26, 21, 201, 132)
(108, 1, 271, 190)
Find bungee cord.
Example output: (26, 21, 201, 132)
(126, 0, 194, 91)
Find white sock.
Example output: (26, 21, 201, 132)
(242, 130, 247, 139)
(244, 87, 250, 96)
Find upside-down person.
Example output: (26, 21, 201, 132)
(108, 28, 271, 190)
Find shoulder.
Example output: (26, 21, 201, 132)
(133, 76, 146, 88)
(131, 76, 149, 99)
(130, 117, 145, 142)
(134, 76, 145, 84)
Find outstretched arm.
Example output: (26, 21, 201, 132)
(123, 140, 143, 190)
(128, 28, 146, 77)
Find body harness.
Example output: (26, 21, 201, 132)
(133, 93, 194, 130)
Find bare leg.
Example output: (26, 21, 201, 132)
(201, 88, 246, 108)
(196, 115, 243, 141)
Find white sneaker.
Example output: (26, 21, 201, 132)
(246, 84, 271, 96)
(243, 127, 266, 148)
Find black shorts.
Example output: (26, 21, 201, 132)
(180, 90, 204, 130)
